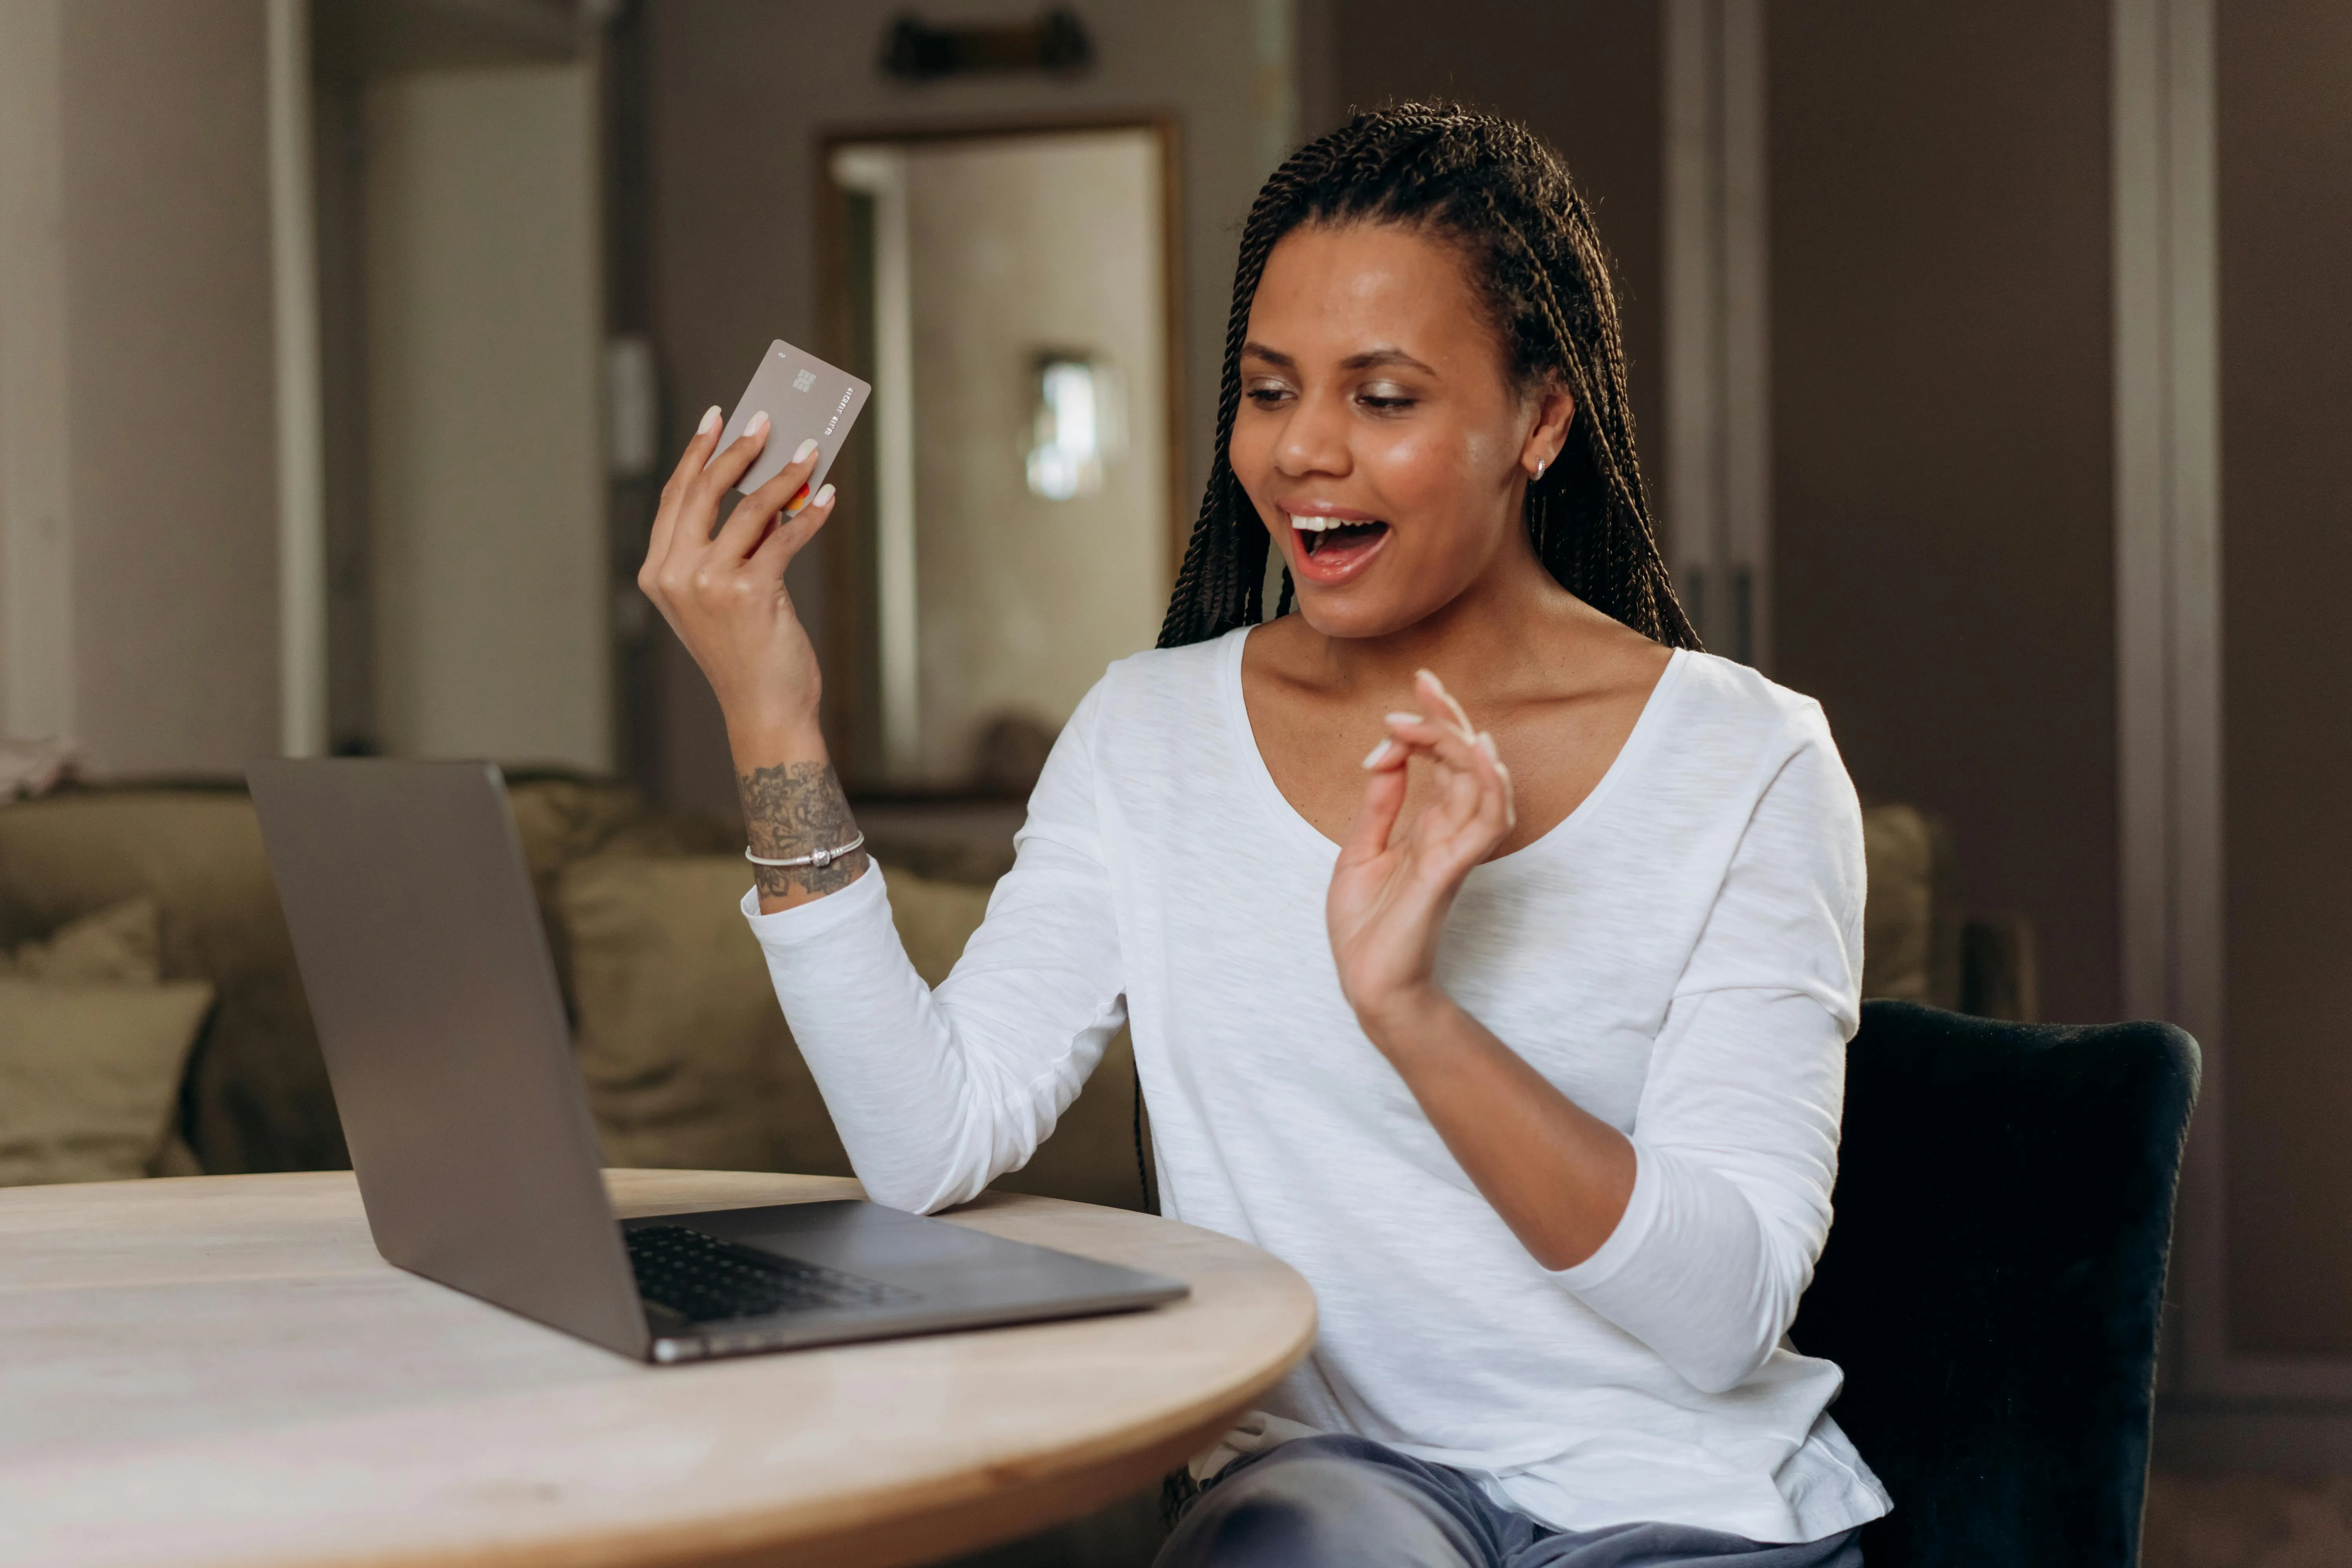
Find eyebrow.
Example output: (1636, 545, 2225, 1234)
(1240, 341, 1438, 376)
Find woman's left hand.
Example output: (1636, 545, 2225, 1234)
(1328, 669, 1516, 1046)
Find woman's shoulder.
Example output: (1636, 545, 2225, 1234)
(1613, 649, 1855, 835)
(1097, 627, 1242, 701)
(1656, 648, 1839, 761)
(1066, 627, 1246, 746)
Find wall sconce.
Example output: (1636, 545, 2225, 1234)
(1025, 354, 1120, 500)
(880, 9, 1094, 82)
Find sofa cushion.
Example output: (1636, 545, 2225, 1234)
(560, 854, 856, 1177)
(1861, 803, 1962, 1010)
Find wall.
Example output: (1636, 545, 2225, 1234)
(0, 0, 281, 775)
(2217, 0, 2352, 1357)
(362, 62, 608, 769)
(641, 0, 1292, 817)
(902, 131, 1170, 786)
(1768, 0, 2118, 1024)
(65, 0, 282, 775)
(0, 0, 73, 748)
(1332, 0, 1666, 483)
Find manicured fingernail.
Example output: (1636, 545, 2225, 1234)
(1384, 711, 1421, 727)
(1416, 668, 1441, 687)
(698, 405, 721, 434)
(1362, 739, 1394, 769)
(793, 437, 818, 463)
(812, 483, 835, 508)
(1477, 732, 1498, 760)
(747, 410, 769, 437)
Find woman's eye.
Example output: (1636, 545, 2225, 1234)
(1359, 392, 1417, 412)
(1245, 385, 1292, 407)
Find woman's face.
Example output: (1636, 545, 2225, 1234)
(1229, 220, 1570, 640)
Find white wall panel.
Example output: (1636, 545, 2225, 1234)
(365, 63, 607, 769)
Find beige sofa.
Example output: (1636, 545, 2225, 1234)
(0, 775, 1147, 1206)
(0, 778, 2026, 1194)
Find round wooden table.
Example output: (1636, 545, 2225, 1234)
(0, 1171, 1316, 1568)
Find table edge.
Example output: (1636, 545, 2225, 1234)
(287, 1309, 1314, 1568)
(16, 1172, 1317, 1568)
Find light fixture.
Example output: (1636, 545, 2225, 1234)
(1025, 354, 1108, 500)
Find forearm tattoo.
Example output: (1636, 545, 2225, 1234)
(737, 760, 868, 898)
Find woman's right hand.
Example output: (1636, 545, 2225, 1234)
(637, 405, 840, 758)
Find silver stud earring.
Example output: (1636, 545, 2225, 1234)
(1534, 459, 1548, 479)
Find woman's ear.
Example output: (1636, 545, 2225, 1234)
(1521, 380, 1575, 479)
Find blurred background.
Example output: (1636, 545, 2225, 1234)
(0, 0, 2346, 1553)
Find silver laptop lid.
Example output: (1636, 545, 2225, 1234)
(249, 759, 647, 1356)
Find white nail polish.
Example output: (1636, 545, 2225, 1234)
(1477, 733, 1499, 760)
(1362, 739, 1393, 769)
(793, 437, 819, 463)
(747, 410, 770, 436)
(812, 483, 835, 508)
(698, 405, 722, 434)
(1385, 711, 1422, 726)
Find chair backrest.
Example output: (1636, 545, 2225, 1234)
(1790, 1001, 2200, 1568)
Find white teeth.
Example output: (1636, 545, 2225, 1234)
(1288, 512, 1334, 532)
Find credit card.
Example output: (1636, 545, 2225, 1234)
(707, 339, 871, 500)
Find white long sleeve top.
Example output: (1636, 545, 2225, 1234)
(743, 629, 1892, 1543)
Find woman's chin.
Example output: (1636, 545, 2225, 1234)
(1290, 578, 1439, 641)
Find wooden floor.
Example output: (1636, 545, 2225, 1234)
(2144, 1473, 2352, 1568)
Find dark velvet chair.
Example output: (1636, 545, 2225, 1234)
(1790, 1001, 2200, 1568)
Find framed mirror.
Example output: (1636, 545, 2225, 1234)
(817, 118, 1184, 797)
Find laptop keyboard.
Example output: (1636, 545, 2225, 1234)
(625, 1224, 920, 1324)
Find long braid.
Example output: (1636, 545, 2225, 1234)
(1157, 102, 1699, 653)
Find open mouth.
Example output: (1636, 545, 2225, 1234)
(1289, 513, 1392, 581)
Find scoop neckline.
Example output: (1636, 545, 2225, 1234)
(1218, 625, 1692, 868)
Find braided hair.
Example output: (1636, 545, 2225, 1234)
(1156, 102, 1699, 652)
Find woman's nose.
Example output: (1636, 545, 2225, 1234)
(1273, 391, 1351, 478)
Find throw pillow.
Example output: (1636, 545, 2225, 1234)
(559, 856, 857, 1177)
(0, 895, 163, 982)
(0, 898, 214, 1185)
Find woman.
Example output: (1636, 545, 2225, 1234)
(639, 104, 1889, 1568)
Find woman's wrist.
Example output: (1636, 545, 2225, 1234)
(725, 711, 829, 776)
(1351, 984, 1465, 1062)
(728, 713, 866, 907)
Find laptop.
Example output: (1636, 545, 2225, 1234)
(249, 758, 1185, 1364)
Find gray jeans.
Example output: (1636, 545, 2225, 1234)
(1156, 1435, 1864, 1568)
